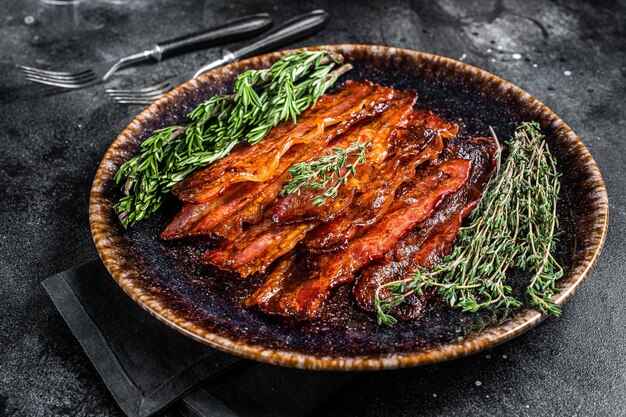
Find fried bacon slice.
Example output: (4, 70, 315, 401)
(161, 181, 258, 240)
(203, 221, 317, 278)
(269, 90, 418, 224)
(201, 99, 416, 275)
(244, 254, 298, 308)
(173, 81, 394, 204)
(161, 146, 308, 240)
(412, 109, 459, 139)
(247, 159, 472, 319)
(302, 110, 456, 252)
(353, 203, 466, 320)
(353, 136, 498, 319)
(302, 120, 446, 253)
(209, 175, 287, 241)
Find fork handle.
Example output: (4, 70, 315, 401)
(231, 10, 329, 60)
(193, 10, 329, 77)
(151, 13, 273, 61)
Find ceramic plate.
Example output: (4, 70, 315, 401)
(90, 45, 608, 370)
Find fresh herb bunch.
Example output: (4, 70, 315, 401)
(114, 50, 352, 228)
(375, 122, 563, 326)
(280, 141, 371, 206)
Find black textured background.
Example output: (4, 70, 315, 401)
(0, 0, 624, 416)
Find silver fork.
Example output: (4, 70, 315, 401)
(20, 13, 272, 90)
(106, 9, 329, 104)
(103, 54, 234, 104)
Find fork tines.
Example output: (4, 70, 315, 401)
(105, 82, 173, 104)
(20, 65, 98, 89)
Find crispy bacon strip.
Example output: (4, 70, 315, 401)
(209, 113, 403, 240)
(354, 136, 498, 318)
(249, 159, 472, 319)
(203, 221, 316, 277)
(353, 208, 464, 320)
(200, 116, 378, 272)
(202, 97, 424, 274)
(209, 175, 287, 241)
(244, 254, 297, 308)
(302, 111, 455, 252)
(161, 145, 310, 240)
(303, 124, 445, 252)
(161, 181, 258, 240)
(412, 109, 459, 139)
(269, 91, 418, 224)
(173, 81, 394, 203)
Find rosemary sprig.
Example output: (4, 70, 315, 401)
(280, 141, 371, 206)
(114, 50, 353, 228)
(375, 122, 563, 326)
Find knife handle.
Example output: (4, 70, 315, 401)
(231, 10, 329, 60)
(152, 13, 273, 61)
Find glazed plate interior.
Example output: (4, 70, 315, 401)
(90, 45, 608, 370)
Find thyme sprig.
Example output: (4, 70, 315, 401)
(114, 50, 352, 228)
(280, 141, 371, 206)
(375, 122, 563, 326)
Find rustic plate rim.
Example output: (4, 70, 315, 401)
(89, 44, 609, 371)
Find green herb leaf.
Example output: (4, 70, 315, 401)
(280, 141, 371, 206)
(375, 122, 563, 325)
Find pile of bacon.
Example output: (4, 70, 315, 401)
(161, 80, 497, 321)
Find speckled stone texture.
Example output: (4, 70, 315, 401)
(0, 0, 624, 416)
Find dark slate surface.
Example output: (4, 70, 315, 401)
(0, 0, 624, 416)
